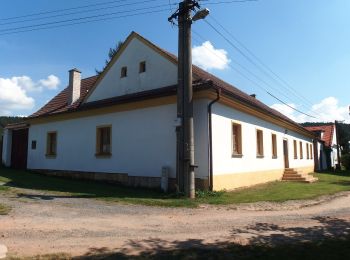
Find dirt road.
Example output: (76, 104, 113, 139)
(1, 189, 350, 258)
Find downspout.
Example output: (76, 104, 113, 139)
(208, 88, 221, 191)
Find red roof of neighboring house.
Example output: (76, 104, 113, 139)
(304, 124, 335, 147)
(28, 32, 313, 137)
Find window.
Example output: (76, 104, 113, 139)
(271, 134, 277, 158)
(310, 144, 313, 159)
(96, 126, 112, 156)
(293, 140, 298, 159)
(306, 143, 310, 159)
(31, 140, 37, 150)
(299, 141, 303, 159)
(46, 132, 57, 157)
(256, 129, 264, 157)
(232, 123, 242, 156)
(121, 66, 127, 78)
(139, 61, 146, 73)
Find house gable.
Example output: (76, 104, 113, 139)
(85, 32, 178, 103)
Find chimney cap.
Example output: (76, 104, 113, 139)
(69, 68, 81, 73)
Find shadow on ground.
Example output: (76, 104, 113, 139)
(71, 217, 350, 260)
(16, 193, 90, 201)
(0, 167, 170, 200)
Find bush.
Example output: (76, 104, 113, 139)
(341, 154, 350, 170)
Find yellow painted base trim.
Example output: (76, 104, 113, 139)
(213, 169, 283, 191)
(213, 166, 315, 191)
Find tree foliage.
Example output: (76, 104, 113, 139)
(341, 154, 350, 170)
(338, 123, 350, 153)
(0, 116, 25, 136)
(95, 41, 124, 75)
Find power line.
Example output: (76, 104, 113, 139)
(267, 91, 316, 119)
(202, 0, 258, 4)
(193, 30, 305, 106)
(208, 15, 318, 110)
(0, 8, 169, 36)
(0, 4, 171, 33)
(0, 0, 163, 21)
(203, 19, 324, 118)
(0, 0, 165, 26)
(192, 34, 318, 119)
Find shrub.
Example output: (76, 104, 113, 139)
(341, 154, 350, 170)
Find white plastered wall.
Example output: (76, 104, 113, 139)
(331, 125, 339, 167)
(86, 37, 177, 102)
(1, 129, 12, 166)
(27, 100, 209, 180)
(211, 103, 314, 176)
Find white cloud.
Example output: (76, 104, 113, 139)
(0, 74, 60, 116)
(270, 96, 349, 123)
(39, 75, 60, 90)
(192, 41, 231, 70)
(8, 75, 60, 92)
(11, 76, 36, 92)
(0, 77, 35, 115)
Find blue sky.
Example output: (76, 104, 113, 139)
(0, 0, 349, 122)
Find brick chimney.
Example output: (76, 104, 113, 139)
(68, 68, 81, 105)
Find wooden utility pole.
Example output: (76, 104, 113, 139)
(169, 0, 200, 198)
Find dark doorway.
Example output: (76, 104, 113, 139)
(283, 139, 289, 169)
(11, 128, 29, 169)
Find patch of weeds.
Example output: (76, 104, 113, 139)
(195, 189, 226, 198)
(0, 203, 11, 215)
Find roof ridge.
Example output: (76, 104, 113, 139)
(28, 32, 313, 137)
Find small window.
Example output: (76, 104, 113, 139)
(293, 140, 298, 159)
(232, 123, 242, 156)
(46, 132, 57, 157)
(299, 141, 303, 159)
(271, 134, 277, 158)
(139, 61, 146, 73)
(310, 144, 313, 159)
(96, 126, 112, 156)
(121, 66, 127, 78)
(31, 140, 37, 150)
(306, 143, 310, 159)
(256, 129, 264, 157)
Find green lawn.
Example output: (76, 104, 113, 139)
(0, 166, 350, 208)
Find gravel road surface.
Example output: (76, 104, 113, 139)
(1, 189, 350, 257)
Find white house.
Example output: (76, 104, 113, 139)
(305, 124, 340, 170)
(2, 32, 316, 191)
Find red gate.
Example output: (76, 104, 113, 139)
(11, 128, 29, 169)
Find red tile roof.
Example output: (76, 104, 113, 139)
(30, 75, 98, 117)
(29, 32, 313, 137)
(304, 124, 335, 147)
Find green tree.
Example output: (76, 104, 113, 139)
(0, 116, 25, 136)
(95, 41, 124, 75)
(338, 123, 350, 153)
